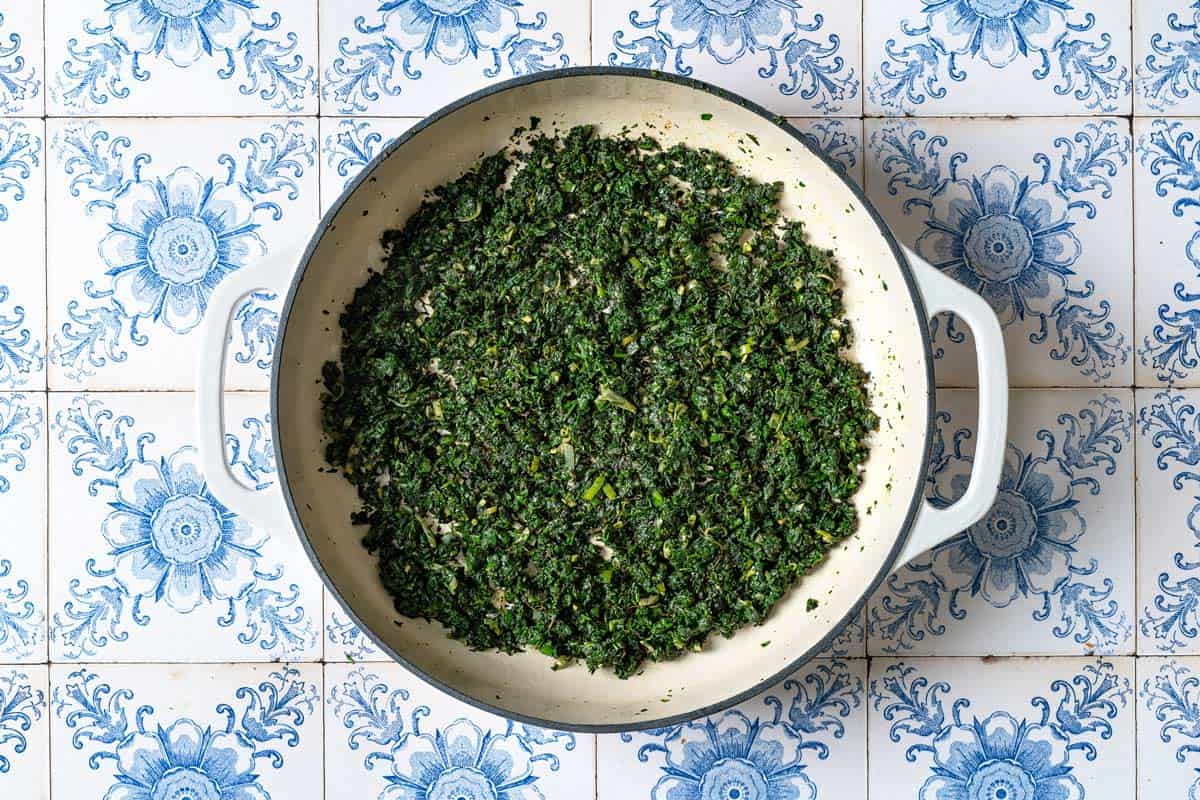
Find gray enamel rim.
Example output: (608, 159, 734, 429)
(271, 66, 937, 734)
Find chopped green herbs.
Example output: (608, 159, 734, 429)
(321, 126, 877, 678)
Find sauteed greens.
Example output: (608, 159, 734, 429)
(321, 125, 876, 678)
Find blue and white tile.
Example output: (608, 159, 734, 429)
(0, 392, 46, 665)
(1138, 657, 1200, 800)
(0, 666, 47, 799)
(319, 117, 417, 213)
(47, 391, 322, 663)
(1134, 118, 1200, 387)
(0, 2, 43, 117)
(865, 117, 1134, 387)
(0, 117, 45, 392)
(1136, 0, 1200, 116)
(46, 0, 318, 116)
(50, 662, 322, 799)
(45, 117, 318, 390)
(865, 0, 1132, 116)
(320, 0, 588, 117)
(598, 658, 866, 799)
(869, 389, 1135, 656)
(594, 0, 863, 116)
(869, 657, 1135, 800)
(325, 661, 594, 798)
(1134, 388, 1200, 655)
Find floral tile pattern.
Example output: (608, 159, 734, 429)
(45, 116, 316, 390)
(49, 663, 322, 799)
(594, 0, 863, 116)
(865, 0, 1133, 116)
(0, 2, 43, 118)
(319, 0, 589, 116)
(870, 657, 1136, 800)
(0, 667, 47, 798)
(869, 389, 1135, 657)
(1138, 657, 1200, 799)
(47, 391, 321, 663)
(598, 658, 867, 799)
(0, 118, 45, 391)
(0, 1, 1190, 797)
(865, 116, 1134, 388)
(46, 1, 318, 116)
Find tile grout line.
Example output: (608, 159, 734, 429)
(41, 3, 52, 795)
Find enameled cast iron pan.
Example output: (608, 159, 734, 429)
(195, 68, 1008, 733)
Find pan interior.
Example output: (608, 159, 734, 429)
(275, 72, 930, 728)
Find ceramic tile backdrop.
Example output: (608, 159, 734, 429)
(5, 0, 1200, 797)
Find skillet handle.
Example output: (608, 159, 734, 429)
(194, 258, 294, 532)
(892, 245, 1008, 569)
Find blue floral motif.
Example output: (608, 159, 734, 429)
(327, 611, 381, 663)
(0, 286, 46, 389)
(54, 0, 315, 111)
(0, 671, 43, 774)
(607, 0, 857, 113)
(797, 119, 858, 175)
(1137, 391, 1200, 651)
(0, 559, 42, 661)
(0, 12, 40, 114)
(872, 120, 1129, 380)
(872, 660, 1129, 800)
(870, 0, 1130, 113)
(326, 120, 386, 190)
(48, 396, 315, 659)
(1136, 120, 1200, 382)
(870, 395, 1131, 653)
(48, 121, 315, 381)
(0, 393, 41, 495)
(330, 668, 575, 800)
(617, 660, 861, 799)
(1137, 1, 1200, 111)
(1143, 660, 1200, 799)
(231, 290, 279, 371)
(54, 666, 316, 799)
(325, 1, 570, 114)
(0, 121, 39, 223)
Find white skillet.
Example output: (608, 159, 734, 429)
(195, 68, 1008, 732)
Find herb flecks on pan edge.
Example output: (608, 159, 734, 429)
(321, 125, 877, 678)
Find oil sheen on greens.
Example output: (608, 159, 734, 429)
(321, 125, 877, 678)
